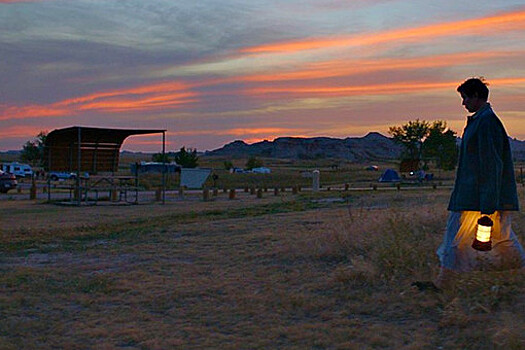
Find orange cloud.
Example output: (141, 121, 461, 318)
(0, 125, 49, 139)
(0, 105, 69, 120)
(77, 93, 198, 112)
(168, 127, 293, 137)
(0, 81, 198, 120)
(242, 9, 525, 54)
(241, 51, 514, 83)
(246, 77, 525, 97)
(55, 81, 190, 107)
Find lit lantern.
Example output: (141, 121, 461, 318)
(472, 215, 493, 251)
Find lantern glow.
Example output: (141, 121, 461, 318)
(472, 216, 493, 251)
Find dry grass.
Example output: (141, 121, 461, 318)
(1, 188, 524, 349)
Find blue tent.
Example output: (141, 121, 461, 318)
(378, 168, 401, 182)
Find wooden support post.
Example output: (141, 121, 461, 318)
(30, 178, 37, 200)
(203, 188, 210, 201)
(256, 188, 263, 198)
(274, 187, 279, 196)
(229, 188, 236, 200)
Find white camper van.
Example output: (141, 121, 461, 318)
(0, 162, 33, 178)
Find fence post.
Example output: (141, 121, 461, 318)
(30, 177, 37, 200)
(229, 188, 236, 200)
(312, 170, 320, 192)
(256, 188, 263, 198)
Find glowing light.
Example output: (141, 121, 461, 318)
(472, 216, 493, 251)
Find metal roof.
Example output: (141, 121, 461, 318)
(45, 126, 166, 173)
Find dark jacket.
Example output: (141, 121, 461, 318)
(448, 103, 519, 213)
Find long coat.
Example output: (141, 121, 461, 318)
(448, 103, 519, 214)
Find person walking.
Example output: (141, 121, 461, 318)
(416, 78, 525, 291)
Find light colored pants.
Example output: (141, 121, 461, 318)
(437, 211, 525, 272)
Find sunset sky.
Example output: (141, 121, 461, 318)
(1, 0, 525, 152)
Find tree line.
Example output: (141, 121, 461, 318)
(19, 120, 458, 172)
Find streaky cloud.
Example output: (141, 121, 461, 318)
(241, 8, 525, 54)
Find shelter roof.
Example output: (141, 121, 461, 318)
(45, 126, 165, 173)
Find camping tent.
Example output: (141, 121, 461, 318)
(180, 168, 212, 189)
(378, 168, 401, 182)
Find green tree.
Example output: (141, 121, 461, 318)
(388, 119, 430, 162)
(20, 131, 47, 167)
(245, 156, 263, 170)
(422, 121, 458, 170)
(389, 119, 458, 170)
(174, 147, 199, 168)
(223, 160, 233, 170)
(152, 153, 171, 163)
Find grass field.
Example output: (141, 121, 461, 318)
(1, 186, 525, 349)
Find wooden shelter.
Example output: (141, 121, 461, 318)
(45, 126, 167, 204)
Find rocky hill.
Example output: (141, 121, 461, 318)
(206, 132, 525, 162)
(510, 138, 525, 162)
(206, 132, 403, 161)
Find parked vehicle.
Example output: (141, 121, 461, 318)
(0, 162, 33, 178)
(251, 167, 271, 174)
(48, 171, 89, 181)
(0, 170, 17, 193)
